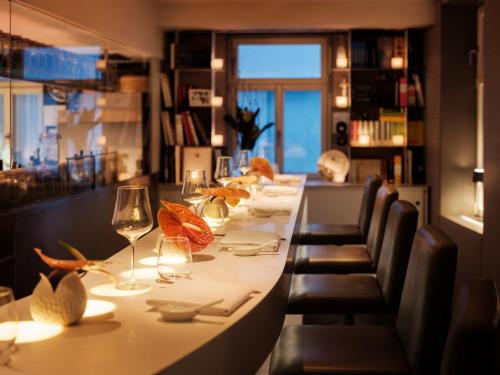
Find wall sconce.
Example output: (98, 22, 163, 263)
(472, 168, 484, 219)
(211, 58, 224, 70)
(212, 134, 224, 147)
(96, 96, 107, 107)
(335, 78, 349, 108)
(359, 134, 370, 145)
(211, 96, 224, 107)
(391, 134, 405, 146)
(336, 46, 348, 69)
(390, 56, 404, 69)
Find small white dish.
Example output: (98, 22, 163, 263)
(233, 247, 261, 256)
(148, 299, 223, 322)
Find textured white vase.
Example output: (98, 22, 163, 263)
(30, 272, 87, 326)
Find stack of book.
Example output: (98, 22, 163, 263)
(161, 111, 210, 146)
(350, 109, 406, 147)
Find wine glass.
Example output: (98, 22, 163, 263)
(112, 186, 153, 290)
(0, 287, 17, 366)
(214, 156, 234, 187)
(157, 237, 193, 283)
(237, 150, 252, 176)
(181, 169, 209, 214)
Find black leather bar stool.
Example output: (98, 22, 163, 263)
(270, 225, 458, 375)
(440, 278, 498, 375)
(288, 200, 418, 316)
(299, 175, 383, 245)
(294, 184, 398, 274)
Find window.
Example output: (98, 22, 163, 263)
(234, 37, 327, 173)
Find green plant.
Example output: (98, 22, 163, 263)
(224, 107, 274, 150)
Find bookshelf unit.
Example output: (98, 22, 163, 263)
(331, 29, 426, 185)
(160, 31, 226, 183)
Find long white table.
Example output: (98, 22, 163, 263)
(5, 176, 305, 375)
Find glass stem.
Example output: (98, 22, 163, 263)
(130, 240, 136, 284)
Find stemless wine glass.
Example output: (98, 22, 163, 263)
(200, 204, 225, 232)
(112, 186, 153, 290)
(0, 287, 17, 366)
(237, 150, 252, 176)
(157, 237, 193, 283)
(181, 169, 209, 214)
(214, 156, 234, 187)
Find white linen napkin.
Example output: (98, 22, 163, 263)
(218, 230, 281, 251)
(272, 174, 303, 185)
(262, 185, 298, 196)
(149, 279, 257, 316)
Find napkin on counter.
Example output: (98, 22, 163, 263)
(151, 279, 257, 316)
(272, 174, 303, 186)
(247, 199, 293, 217)
(262, 185, 298, 196)
(218, 230, 281, 251)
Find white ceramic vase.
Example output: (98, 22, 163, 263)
(30, 272, 87, 326)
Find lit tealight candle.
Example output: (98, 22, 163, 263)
(211, 96, 224, 107)
(359, 134, 370, 145)
(335, 96, 349, 108)
(211, 58, 224, 70)
(391, 134, 405, 145)
(336, 47, 348, 69)
(391, 56, 404, 69)
(212, 134, 224, 146)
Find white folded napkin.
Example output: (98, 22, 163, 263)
(247, 199, 293, 217)
(150, 279, 257, 316)
(272, 174, 303, 185)
(262, 185, 298, 196)
(218, 230, 281, 249)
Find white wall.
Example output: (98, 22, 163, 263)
(156, 0, 435, 30)
(16, 0, 162, 57)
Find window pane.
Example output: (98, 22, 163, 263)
(283, 90, 321, 173)
(13, 93, 43, 167)
(237, 90, 275, 164)
(238, 44, 321, 79)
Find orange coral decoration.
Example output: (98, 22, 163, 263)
(201, 187, 250, 207)
(251, 157, 274, 181)
(157, 200, 214, 253)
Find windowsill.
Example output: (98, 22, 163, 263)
(442, 213, 484, 235)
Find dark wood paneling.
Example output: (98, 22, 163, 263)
(441, 218, 482, 296)
(424, 0, 442, 225)
(482, 0, 500, 286)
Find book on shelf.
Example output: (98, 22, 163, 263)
(186, 111, 200, 146)
(161, 111, 175, 145)
(394, 155, 402, 185)
(413, 73, 425, 106)
(160, 73, 173, 108)
(181, 112, 193, 145)
(175, 145, 182, 184)
(350, 109, 406, 147)
(169, 43, 176, 70)
(175, 114, 184, 145)
(191, 111, 210, 145)
(399, 77, 407, 108)
(408, 120, 425, 146)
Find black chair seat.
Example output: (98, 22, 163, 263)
(270, 325, 411, 375)
(288, 274, 384, 314)
(294, 245, 375, 274)
(299, 223, 364, 245)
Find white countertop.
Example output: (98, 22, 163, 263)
(5, 176, 306, 375)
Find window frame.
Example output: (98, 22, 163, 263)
(230, 36, 329, 173)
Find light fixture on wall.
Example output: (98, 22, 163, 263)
(212, 134, 224, 146)
(211, 58, 224, 70)
(472, 168, 484, 219)
(336, 46, 348, 69)
(390, 56, 404, 69)
(335, 79, 349, 108)
(211, 96, 224, 107)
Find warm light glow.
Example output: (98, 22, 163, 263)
(460, 214, 484, 230)
(335, 96, 348, 108)
(391, 134, 405, 145)
(391, 56, 404, 69)
(120, 268, 158, 280)
(0, 321, 63, 344)
(141, 255, 187, 266)
(97, 135, 107, 146)
(359, 134, 370, 145)
(90, 283, 151, 297)
(336, 47, 348, 68)
(474, 168, 484, 173)
(83, 300, 116, 318)
(96, 59, 107, 71)
(203, 215, 224, 229)
(96, 96, 107, 107)
(212, 134, 224, 146)
(211, 96, 224, 107)
(211, 58, 224, 70)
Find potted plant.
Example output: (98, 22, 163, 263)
(224, 107, 274, 151)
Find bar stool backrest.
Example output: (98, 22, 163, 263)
(357, 175, 383, 240)
(365, 184, 398, 265)
(376, 200, 418, 311)
(440, 279, 498, 375)
(396, 225, 458, 375)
